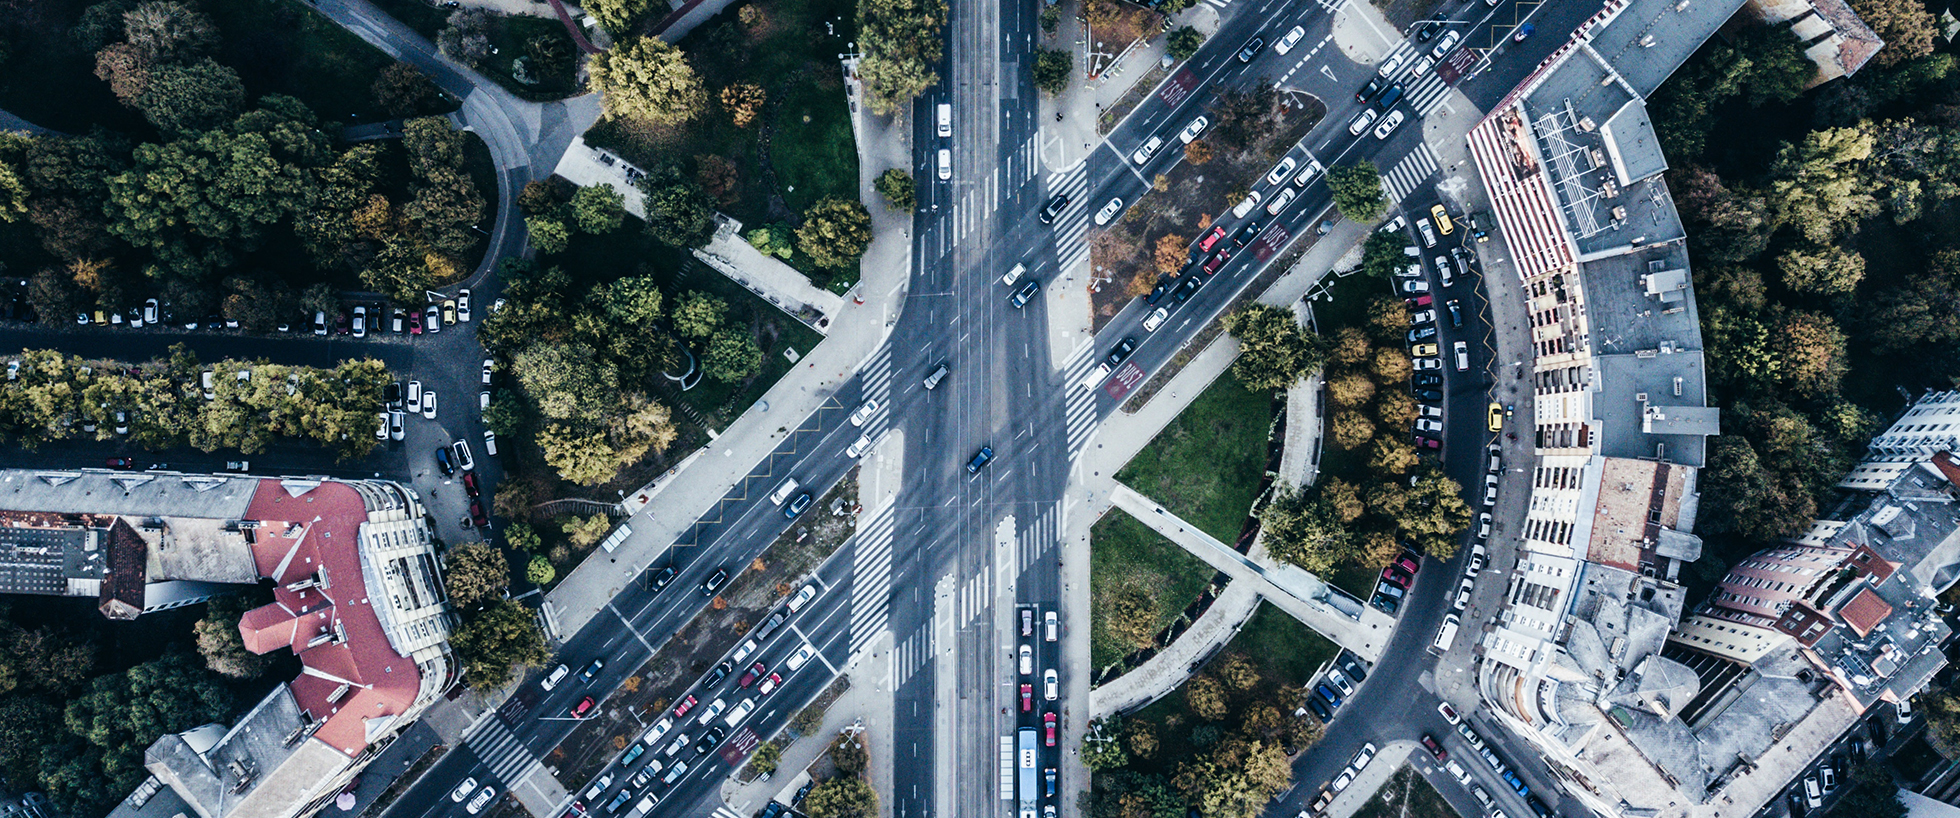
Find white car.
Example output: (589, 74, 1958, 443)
(481, 359, 494, 385)
(936, 148, 952, 181)
(1430, 29, 1462, 61)
(1347, 108, 1379, 135)
(406, 380, 422, 413)
(1415, 418, 1444, 434)
(1044, 611, 1058, 642)
(1274, 25, 1306, 55)
(1142, 307, 1169, 332)
(846, 432, 875, 459)
(1332, 768, 1355, 792)
(422, 392, 437, 420)
(1179, 116, 1208, 144)
(1378, 51, 1408, 77)
(480, 391, 491, 410)
(351, 305, 367, 338)
(1409, 309, 1436, 326)
(1018, 645, 1033, 675)
(1352, 742, 1377, 770)
(483, 429, 498, 456)
(1454, 578, 1475, 610)
(457, 289, 472, 322)
(1264, 157, 1297, 187)
(1043, 668, 1058, 700)
(850, 399, 879, 426)
(1411, 54, 1435, 77)
(1372, 109, 1406, 140)
(1413, 357, 1442, 370)
(450, 778, 478, 802)
(1231, 190, 1262, 219)
(1264, 187, 1297, 216)
(375, 412, 390, 440)
(466, 787, 496, 815)
(696, 698, 727, 726)
(541, 664, 569, 691)
(1095, 198, 1125, 226)
(787, 583, 820, 613)
(1477, 512, 1492, 538)
(1483, 475, 1499, 506)
(1131, 135, 1164, 165)
(1292, 158, 1324, 187)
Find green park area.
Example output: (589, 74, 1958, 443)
(1082, 601, 1334, 815)
(1115, 370, 1276, 544)
(1089, 509, 1218, 672)
(1352, 766, 1460, 818)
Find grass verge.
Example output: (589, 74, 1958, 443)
(1089, 508, 1217, 670)
(1115, 370, 1275, 544)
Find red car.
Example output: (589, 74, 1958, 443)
(1415, 435, 1442, 450)
(738, 662, 767, 688)
(571, 696, 595, 718)
(1020, 684, 1033, 712)
(463, 472, 480, 497)
(469, 501, 488, 528)
(1405, 295, 1433, 308)
(1380, 566, 1412, 588)
(1421, 733, 1447, 761)
(104, 457, 134, 470)
(673, 695, 697, 717)
(1196, 225, 1226, 253)
(1201, 247, 1234, 275)
(1394, 553, 1421, 576)
(1043, 712, 1058, 747)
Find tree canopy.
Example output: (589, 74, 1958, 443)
(589, 37, 709, 125)
(1223, 304, 1325, 390)
(856, 0, 948, 114)
(1327, 162, 1385, 222)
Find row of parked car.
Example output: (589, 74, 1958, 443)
(568, 583, 826, 818)
(1429, 703, 1557, 818)
(60, 289, 492, 337)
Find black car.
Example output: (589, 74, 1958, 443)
(785, 492, 813, 518)
(693, 726, 726, 755)
(1236, 36, 1265, 62)
(701, 566, 729, 596)
(1337, 653, 1368, 683)
(1038, 194, 1070, 224)
(1354, 77, 1385, 103)
(793, 783, 814, 806)
(1105, 337, 1138, 367)
(1525, 795, 1555, 818)
(1232, 221, 1262, 247)
(1370, 592, 1401, 614)
(1170, 275, 1203, 305)
(1145, 276, 1171, 305)
(644, 564, 677, 592)
(1305, 695, 1332, 722)
(1416, 21, 1441, 42)
(966, 446, 995, 474)
(703, 661, 732, 688)
(1413, 389, 1444, 402)
(1407, 326, 1437, 343)
(1009, 279, 1040, 308)
(1413, 372, 1443, 387)
(1447, 299, 1463, 327)
(385, 381, 403, 407)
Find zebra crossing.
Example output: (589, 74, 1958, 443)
(891, 625, 931, 689)
(856, 348, 894, 413)
(1380, 142, 1440, 205)
(848, 505, 897, 657)
(1045, 166, 1094, 274)
(1014, 508, 1060, 577)
(1374, 40, 1458, 118)
(711, 806, 744, 818)
(1062, 344, 1103, 458)
(463, 717, 540, 788)
(1006, 133, 1044, 189)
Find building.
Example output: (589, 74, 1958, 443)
(1744, 0, 1885, 85)
(0, 469, 457, 818)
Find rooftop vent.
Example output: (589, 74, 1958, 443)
(1640, 34, 1657, 47)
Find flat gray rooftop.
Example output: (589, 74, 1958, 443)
(0, 470, 257, 520)
(1589, 0, 1754, 98)
(1593, 352, 1713, 468)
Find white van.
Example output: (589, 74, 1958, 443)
(768, 478, 800, 506)
(923, 363, 949, 390)
(936, 103, 952, 137)
(784, 644, 817, 671)
(723, 698, 756, 728)
(1434, 613, 1461, 652)
(1230, 191, 1262, 219)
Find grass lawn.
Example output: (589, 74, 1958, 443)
(581, 0, 861, 290)
(1353, 765, 1461, 818)
(547, 216, 823, 425)
(1115, 370, 1276, 544)
(1089, 509, 1217, 670)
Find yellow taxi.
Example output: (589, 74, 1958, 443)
(1431, 204, 1455, 235)
(1487, 402, 1504, 432)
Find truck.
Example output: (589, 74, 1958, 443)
(768, 478, 800, 506)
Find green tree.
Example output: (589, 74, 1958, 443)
(1825, 761, 1905, 818)
(1184, 674, 1228, 720)
(703, 328, 762, 382)
(120, 1, 218, 62)
(193, 594, 271, 679)
(829, 734, 868, 774)
(1223, 304, 1325, 390)
(373, 61, 445, 117)
(561, 512, 614, 549)
(1167, 26, 1205, 61)
(746, 224, 795, 258)
(1775, 244, 1863, 295)
(874, 168, 915, 211)
(1106, 586, 1159, 650)
(1210, 80, 1279, 151)
(1032, 49, 1072, 95)
(1327, 161, 1385, 222)
(452, 599, 550, 692)
(443, 541, 511, 612)
(589, 36, 708, 125)
(1698, 434, 1815, 542)
(510, 341, 622, 423)
(672, 291, 728, 339)
(1730, 24, 1815, 107)
(1389, 469, 1474, 558)
(1925, 693, 1960, 760)
(583, 0, 648, 35)
(528, 216, 571, 254)
(538, 424, 628, 486)
(525, 555, 557, 585)
(1847, 0, 1936, 67)
(796, 197, 874, 270)
(857, 0, 949, 114)
(569, 184, 626, 234)
(58, 649, 232, 815)
(746, 740, 784, 776)
(104, 125, 319, 280)
(1673, 166, 1772, 264)
(436, 9, 494, 67)
(805, 776, 879, 818)
(638, 170, 716, 248)
(1764, 126, 1881, 245)
(1360, 231, 1411, 279)
(505, 520, 542, 553)
(134, 58, 246, 135)
(1259, 485, 1352, 573)
(1366, 435, 1418, 475)
(600, 275, 664, 326)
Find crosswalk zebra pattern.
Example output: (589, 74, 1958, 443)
(1380, 142, 1439, 205)
(1015, 508, 1060, 577)
(1061, 344, 1102, 458)
(463, 718, 540, 788)
(891, 625, 931, 688)
(856, 348, 894, 413)
(1007, 133, 1043, 188)
(1373, 39, 1457, 118)
(1045, 166, 1094, 274)
(848, 506, 897, 657)
(1406, 72, 1451, 117)
(711, 806, 743, 818)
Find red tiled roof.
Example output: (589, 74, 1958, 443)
(238, 481, 421, 757)
(1931, 452, 1960, 492)
(1838, 587, 1893, 637)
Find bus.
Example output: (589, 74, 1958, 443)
(1017, 727, 1038, 818)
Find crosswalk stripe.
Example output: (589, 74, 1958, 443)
(849, 507, 897, 656)
(1407, 74, 1450, 116)
(1045, 168, 1094, 273)
(1381, 143, 1439, 204)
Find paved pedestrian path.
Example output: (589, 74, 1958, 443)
(1088, 576, 1263, 717)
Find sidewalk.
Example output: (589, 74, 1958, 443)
(1087, 574, 1262, 717)
(715, 644, 895, 814)
(538, 48, 912, 646)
